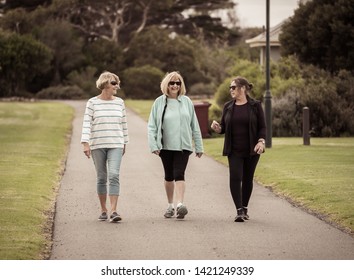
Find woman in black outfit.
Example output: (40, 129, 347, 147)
(211, 76, 266, 222)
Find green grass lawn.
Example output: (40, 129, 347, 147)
(126, 99, 354, 234)
(0, 101, 74, 259)
(125, 99, 153, 121)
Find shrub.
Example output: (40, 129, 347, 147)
(301, 79, 343, 137)
(0, 31, 52, 97)
(208, 102, 222, 137)
(272, 89, 303, 137)
(36, 85, 85, 100)
(83, 39, 124, 75)
(122, 65, 164, 99)
(212, 55, 354, 137)
(228, 59, 265, 99)
(208, 102, 222, 123)
(214, 78, 232, 107)
(66, 66, 98, 98)
(188, 83, 216, 98)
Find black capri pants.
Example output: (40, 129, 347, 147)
(159, 150, 192, 181)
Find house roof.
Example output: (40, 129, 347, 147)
(245, 20, 286, 48)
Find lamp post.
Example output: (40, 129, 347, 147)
(265, 0, 272, 148)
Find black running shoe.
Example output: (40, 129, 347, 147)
(243, 207, 249, 220)
(109, 212, 122, 222)
(234, 208, 245, 222)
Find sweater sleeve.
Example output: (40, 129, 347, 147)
(81, 100, 93, 143)
(257, 102, 267, 140)
(219, 102, 229, 135)
(189, 99, 204, 153)
(147, 99, 159, 152)
(121, 101, 129, 144)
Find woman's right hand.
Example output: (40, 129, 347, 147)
(211, 120, 221, 133)
(153, 150, 160, 155)
(82, 143, 91, 159)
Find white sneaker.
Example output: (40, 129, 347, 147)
(164, 208, 175, 218)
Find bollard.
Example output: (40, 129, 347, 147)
(303, 107, 310, 145)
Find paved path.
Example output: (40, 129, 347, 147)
(50, 100, 354, 260)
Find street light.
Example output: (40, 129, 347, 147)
(265, 0, 272, 148)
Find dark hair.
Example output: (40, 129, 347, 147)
(232, 76, 253, 92)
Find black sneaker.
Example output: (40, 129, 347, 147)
(234, 208, 245, 222)
(109, 212, 122, 223)
(243, 207, 249, 220)
(98, 212, 108, 221)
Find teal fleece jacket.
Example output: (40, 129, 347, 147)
(148, 94, 204, 153)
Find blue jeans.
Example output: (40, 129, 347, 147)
(91, 148, 123, 195)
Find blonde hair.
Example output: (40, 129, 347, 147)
(160, 71, 186, 96)
(96, 71, 120, 90)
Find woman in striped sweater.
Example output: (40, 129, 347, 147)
(81, 71, 129, 223)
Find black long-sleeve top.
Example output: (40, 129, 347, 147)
(219, 96, 266, 156)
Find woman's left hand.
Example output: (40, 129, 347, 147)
(254, 142, 265, 154)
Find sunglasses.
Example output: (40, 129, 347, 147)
(110, 81, 120, 86)
(229, 85, 238, 90)
(169, 81, 181, 86)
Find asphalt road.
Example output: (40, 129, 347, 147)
(50, 100, 354, 260)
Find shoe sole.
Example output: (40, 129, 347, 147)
(164, 214, 174, 218)
(98, 213, 108, 221)
(234, 217, 245, 222)
(110, 216, 122, 223)
(176, 206, 188, 219)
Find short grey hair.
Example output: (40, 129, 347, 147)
(96, 71, 120, 90)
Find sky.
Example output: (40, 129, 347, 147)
(235, 0, 300, 28)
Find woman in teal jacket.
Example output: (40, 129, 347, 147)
(148, 71, 203, 219)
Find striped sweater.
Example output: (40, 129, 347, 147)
(81, 96, 129, 150)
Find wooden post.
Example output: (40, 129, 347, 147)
(303, 107, 310, 145)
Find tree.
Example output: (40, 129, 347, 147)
(83, 38, 124, 76)
(0, 1, 79, 35)
(0, 0, 241, 97)
(146, 0, 238, 44)
(0, 0, 50, 11)
(35, 20, 85, 85)
(0, 7, 32, 34)
(122, 65, 164, 99)
(59, 0, 237, 47)
(279, 0, 354, 73)
(0, 32, 52, 97)
(67, 0, 164, 45)
(125, 26, 209, 86)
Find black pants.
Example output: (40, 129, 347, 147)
(159, 150, 191, 181)
(227, 154, 260, 210)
